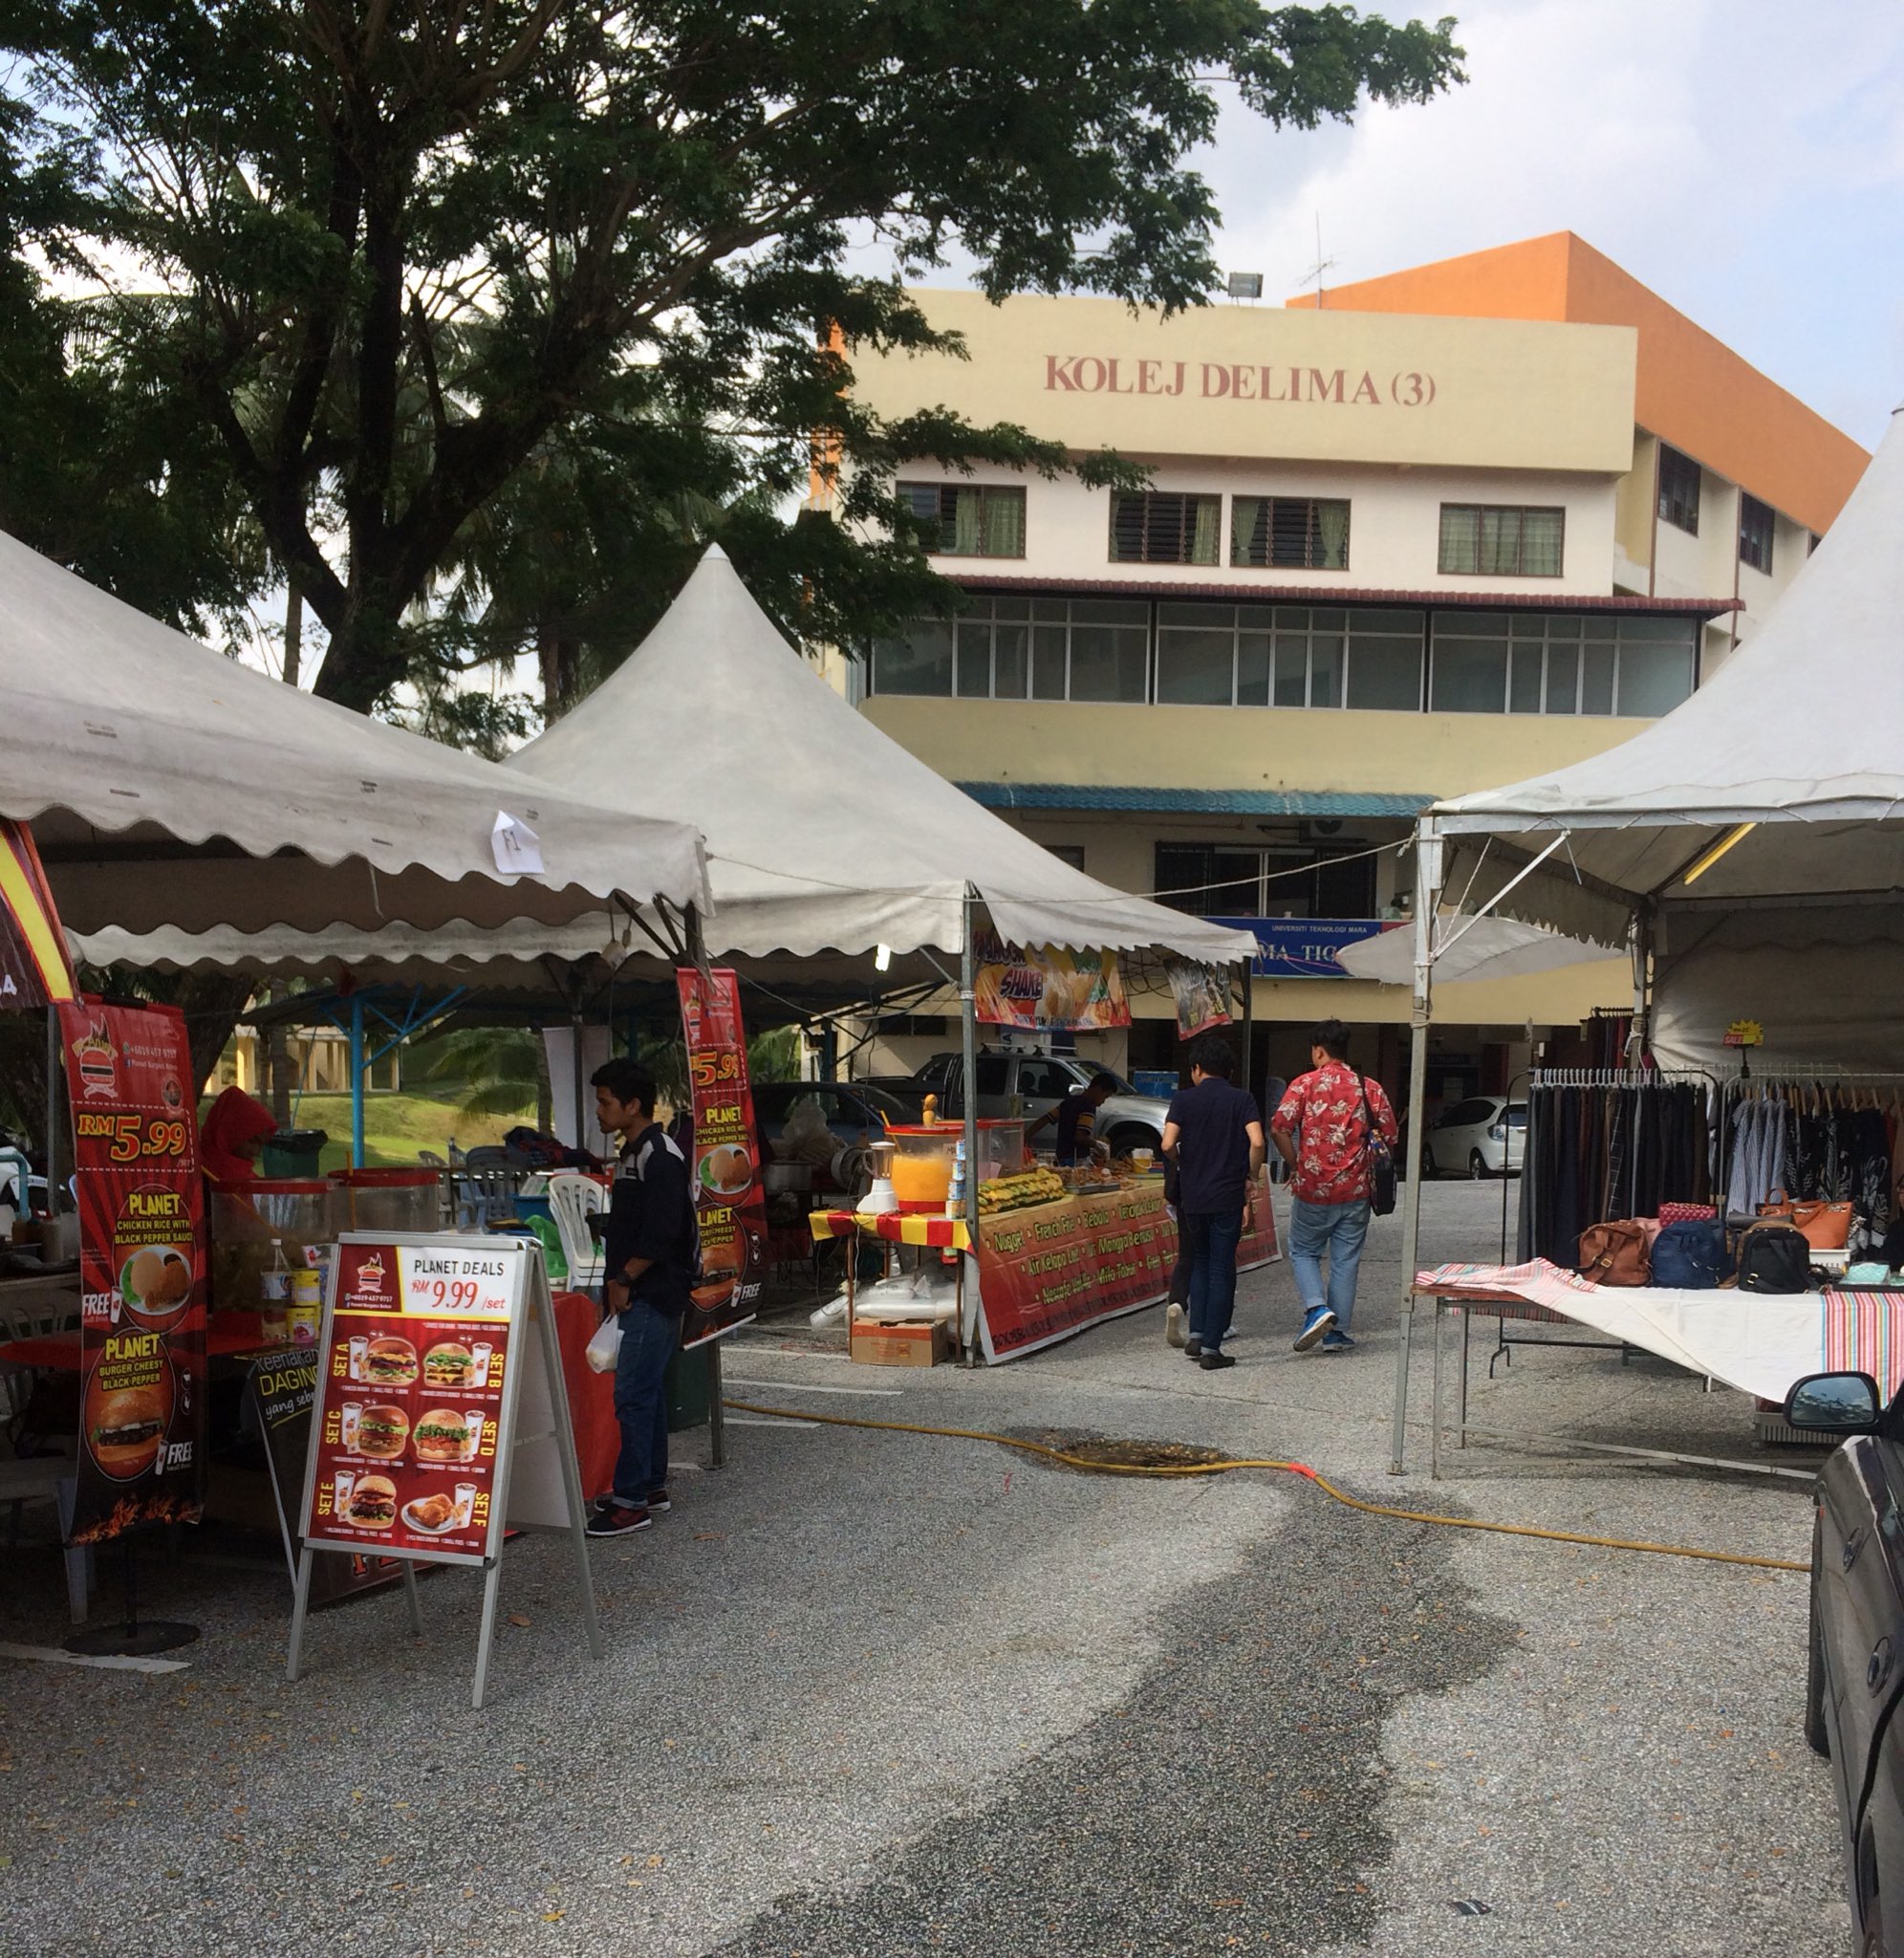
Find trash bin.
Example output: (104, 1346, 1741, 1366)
(261, 1129, 328, 1177)
(665, 1343, 713, 1432)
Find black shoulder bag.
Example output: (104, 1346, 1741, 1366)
(1357, 1076, 1397, 1218)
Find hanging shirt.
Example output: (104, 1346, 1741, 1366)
(1272, 1062, 1396, 1207)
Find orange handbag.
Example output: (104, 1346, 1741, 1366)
(1757, 1188, 1854, 1251)
(1578, 1220, 1651, 1286)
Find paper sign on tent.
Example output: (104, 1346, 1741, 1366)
(490, 811, 544, 877)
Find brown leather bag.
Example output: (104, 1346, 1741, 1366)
(1578, 1220, 1651, 1286)
(1757, 1188, 1854, 1250)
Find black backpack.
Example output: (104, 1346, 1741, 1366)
(1736, 1223, 1811, 1294)
(1650, 1219, 1732, 1290)
(1356, 1076, 1396, 1218)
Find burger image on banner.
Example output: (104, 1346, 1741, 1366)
(84, 1350, 176, 1481)
(361, 1335, 418, 1385)
(413, 1407, 479, 1465)
(422, 1340, 473, 1388)
(344, 1474, 398, 1530)
(355, 1403, 410, 1460)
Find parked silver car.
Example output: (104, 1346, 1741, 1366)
(905, 1051, 1172, 1154)
(1423, 1095, 1525, 1178)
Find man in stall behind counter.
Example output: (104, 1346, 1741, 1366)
(1026, 1073, 1119, 1167)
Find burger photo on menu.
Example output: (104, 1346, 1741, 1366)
(362, 1335, 419, 1385)
(84, 1372, 174, 1480)
(422, 1339, 473, 1388)
(412, 1407, 477, 1465)
(345, 1474, 398, 1530)
(355, 1403, 410, 1460)
(400, 1489, 460, 1534)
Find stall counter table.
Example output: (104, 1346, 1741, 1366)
(811, 1175, 1280, 1364)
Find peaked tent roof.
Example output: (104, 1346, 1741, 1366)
(1428, 408, 1901, 947)
(0, 527, 709, 936)
(513, 546, 1256, 964)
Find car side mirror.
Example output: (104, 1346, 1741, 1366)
(1785, 1370, 1883, 1435)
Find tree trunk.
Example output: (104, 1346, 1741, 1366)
(179, 972, 263, 1105)
(534, 1034, 552, 1136)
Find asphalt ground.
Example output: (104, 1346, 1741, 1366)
(0, 1182, 1849, 1956)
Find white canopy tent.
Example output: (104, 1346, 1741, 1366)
(0, 527, 710, 935)
(1383, 407, 1900, 1469)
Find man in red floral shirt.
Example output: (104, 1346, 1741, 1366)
(1270, 1019, 1397, 1354)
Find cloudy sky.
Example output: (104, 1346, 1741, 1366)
(1199, 0, 1904, 448)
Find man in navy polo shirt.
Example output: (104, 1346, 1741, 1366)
(1159, 1033, 1266, 1371)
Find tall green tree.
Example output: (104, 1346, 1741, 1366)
(3, 1, 1463, 716)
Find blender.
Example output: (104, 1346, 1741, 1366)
(856, 1140, 899, 1216)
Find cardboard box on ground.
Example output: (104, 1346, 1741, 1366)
(850, 1320, 953, 1367)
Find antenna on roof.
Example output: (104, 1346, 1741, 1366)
(1297, 213, 1337, 310)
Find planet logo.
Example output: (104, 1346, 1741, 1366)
(71, 1019, 119, 1099)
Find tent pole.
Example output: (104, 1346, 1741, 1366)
(960, 887, 981, 1369)
(349, 995, 365, 1168)
(1389, 817, 1443, 1476)
(1630, 903, 1654, 1062)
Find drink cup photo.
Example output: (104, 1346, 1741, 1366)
(464, 1410, 487, 1461)
(347, 1335, 369, 1381)
(334, 1469, 356, 1509)
(470, 1341, 493, 1386)
(340, 1402, 363, 1451)
(453, 1481, 478, 1528)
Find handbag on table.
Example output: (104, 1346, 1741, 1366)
(1757, 1187, 1854, 1251)
(1736, 1221, 1813, 1294)
(1578, 1220, 1651, 1286)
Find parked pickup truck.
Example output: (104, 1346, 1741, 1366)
(860, 1051, 1172, 1155)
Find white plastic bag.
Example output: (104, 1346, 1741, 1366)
(584, 1313, 622, 1374)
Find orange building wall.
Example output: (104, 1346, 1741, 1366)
(1288, 232, 1866, 536)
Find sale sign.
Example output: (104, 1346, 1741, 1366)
(300, 1239, 519, 1563)
(973, 1178, 1279, 1363)
(676, 967, 766, 1348)
(57, 999, 207, 1543)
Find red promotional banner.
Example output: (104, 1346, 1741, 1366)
(57, 999, 206, 1542)
(675, 968, 766, 1349)
(974, 1177, 1279, 1362)
(301, 1240, 518, 1560)
(0, 819, 76, 1011)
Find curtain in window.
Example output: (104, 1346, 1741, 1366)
(1475, 509, 1519, 576)
(1522, 511, 1563, 577)
(1230, 497, 1263, 566)
(1439, 506, 1479, 575)
(1191, 497, 1220, 566)
(951, 489, 984, 555)
(983, 490, 1024, 557)
(1316, 501, 1349, 570)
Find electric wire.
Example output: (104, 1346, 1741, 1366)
(720, 1399, 1809, 1574)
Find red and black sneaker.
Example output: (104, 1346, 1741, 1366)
(585, 1501, 652, 1537)
(646, 1487, 671, 1512)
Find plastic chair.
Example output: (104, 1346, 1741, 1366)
(450, 1145, 530, 1230)
(544, 1170, 607, 1290)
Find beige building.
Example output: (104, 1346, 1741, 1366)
(838, 235, 1867, 1111)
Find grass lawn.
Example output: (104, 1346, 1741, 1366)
(269, 1090, 535, 1170)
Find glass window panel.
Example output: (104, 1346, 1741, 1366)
(1312, 609, 1346, 632)
(1439, 506, 1480, 575)
(1031, 598, 1069, 621)
(1211, 853, 1264, 915)
(1236, 631, 1272, 705)
(1231, 498, 1266, 568)
(1314, 500, 1350, 570)
(956, 621, 991, 697)
(1071, 599, 1150, 626)
(1510, 616, 1547, 641)
(1236, 604, 1277, 630)
(1350, 609, 1420, 636)
(873, 620, 954, 695)
(1268, 499, 1315, 567)
(1545, 642, 1578, 713)
(1272, 637, 1309, 707)
(1156, 630, 1235, 705)
(1309, 632, 1343, 708)
(993, 622, 1028, 699)
(1616, 641, 1695, 717)
(1449, 612, 1511, 637)
(1618, 614, 1694, 640)
(1581, 643, 1616, 714)
(1273, 607, 1310, 632)
(1430, 639, 1508, 713)
(1544, 616, 1583, 642)
(981, 489, 1025, 557)
(1070, 624, 1146, 701)
(1507, 645, 1543, 714)
(1475, 507, 1521, 576)
(1346, 637, 1422, 710)
(1522, 509, 1564, 576)
(949, 488, 985, 555)
(992, 597, 1029, 620)
(1031, 624, 1067, 699)
(1158, 601, 1235, 629)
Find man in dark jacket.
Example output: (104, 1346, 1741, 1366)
(587, 1057, 695, 1538)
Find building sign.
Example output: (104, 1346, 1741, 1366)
(1212, 917, 1402, 981)
(1044, 356, 1435, 408)
(676, 967, 767, 1349)
(59, 999, 207, 1544)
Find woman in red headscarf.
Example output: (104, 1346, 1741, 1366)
(200, 1088, 277, 1182)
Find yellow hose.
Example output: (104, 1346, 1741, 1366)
(721, 1399, 1809, 1574)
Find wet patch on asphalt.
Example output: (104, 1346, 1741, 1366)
(714, 1478, 1519, 1957)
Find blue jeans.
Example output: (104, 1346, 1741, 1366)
(1288, 1198, 1372, 1332)
(1182, 1209, 1244, 1351)
(611, 1299, 676, 1503)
